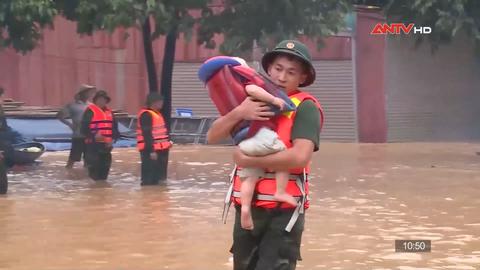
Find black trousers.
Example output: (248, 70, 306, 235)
(68, 137, 86, 163)
(140, 150, 168, 185)
(0, 161, 7, 194)
(85, 143, 112, 181)
(231, 206, 304, 270)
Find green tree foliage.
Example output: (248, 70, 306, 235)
(198, 0, 351, 55)
(0, 0, 57, 53)
(56, 0, 203, 38)
(387, 0, 480, 51)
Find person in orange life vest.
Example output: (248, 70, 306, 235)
(228, 57, 298, 231)
(81, 90, 120, 181)
(137, 92, 172, 186)
(207, 40, 323, 270)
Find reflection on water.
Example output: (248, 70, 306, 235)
(1, 143, 480, 270)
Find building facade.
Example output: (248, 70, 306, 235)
(1, 8, 479, 142)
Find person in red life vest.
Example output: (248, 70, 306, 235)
(207, 40, 324, 270)
(137, 92, 172, 186)
(227, 57, 299, 231)
(81, 90, 120, 181)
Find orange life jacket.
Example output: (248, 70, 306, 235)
(230, 90, 323, 209)
(223, 90, 324, 232)
(85, 104, 113, 144)
(136, 109, 172, 151)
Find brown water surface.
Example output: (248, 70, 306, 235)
(1, 143, 479, 270)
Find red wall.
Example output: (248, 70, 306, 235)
(355, 8, 387, 143)
(0, 17, 351, 114)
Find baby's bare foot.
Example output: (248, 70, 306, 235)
(274, 192, 298, 207)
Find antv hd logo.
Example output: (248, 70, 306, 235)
(371, 23, 432, 35)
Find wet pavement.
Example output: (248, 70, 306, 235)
(0, 143, 479, 270)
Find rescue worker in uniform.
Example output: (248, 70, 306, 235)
(207, 40, 323, 270)
(137, 92, 172, 186)
(0, 87, 14, 194)
(81, 90, 119, 181)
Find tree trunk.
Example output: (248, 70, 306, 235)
(142, 18, 158, 93)
(160, 26, 177, 130)
(157, 25, 178, 181)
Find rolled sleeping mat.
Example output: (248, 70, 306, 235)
(206, 65, 248, 115)
(198, 56, 242, 83)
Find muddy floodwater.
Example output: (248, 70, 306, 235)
(1, 143, 479, 270)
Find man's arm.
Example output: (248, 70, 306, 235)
(139, 112, 154, 152)
(80, 109, 93, 139)
(206, 97, 275, 144)
(291, 100, 321, 151)
(56, 105, 74, 130)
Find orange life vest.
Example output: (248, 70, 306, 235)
(85, 104, 113, 144)
(229, 91, 324, 210)
(136, 109, 172, 151)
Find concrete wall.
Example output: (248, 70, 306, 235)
(386, 32, 480, 141)
(355, 8, 388, 143)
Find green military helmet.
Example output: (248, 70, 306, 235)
(93, 90, 111, 103)
(261, 40, 316, 87)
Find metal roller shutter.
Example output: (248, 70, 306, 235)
(386, 35, 480, 142)
(172, 62, 217, 117)
(307, 61, 357, 142)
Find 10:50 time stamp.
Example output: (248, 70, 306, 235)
(395, 240, 431, 253)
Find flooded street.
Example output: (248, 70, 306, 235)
(1, 143, 479, 270)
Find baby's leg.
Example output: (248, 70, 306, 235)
(273, 171, 298, 207)
(240, 176, 258, 230)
